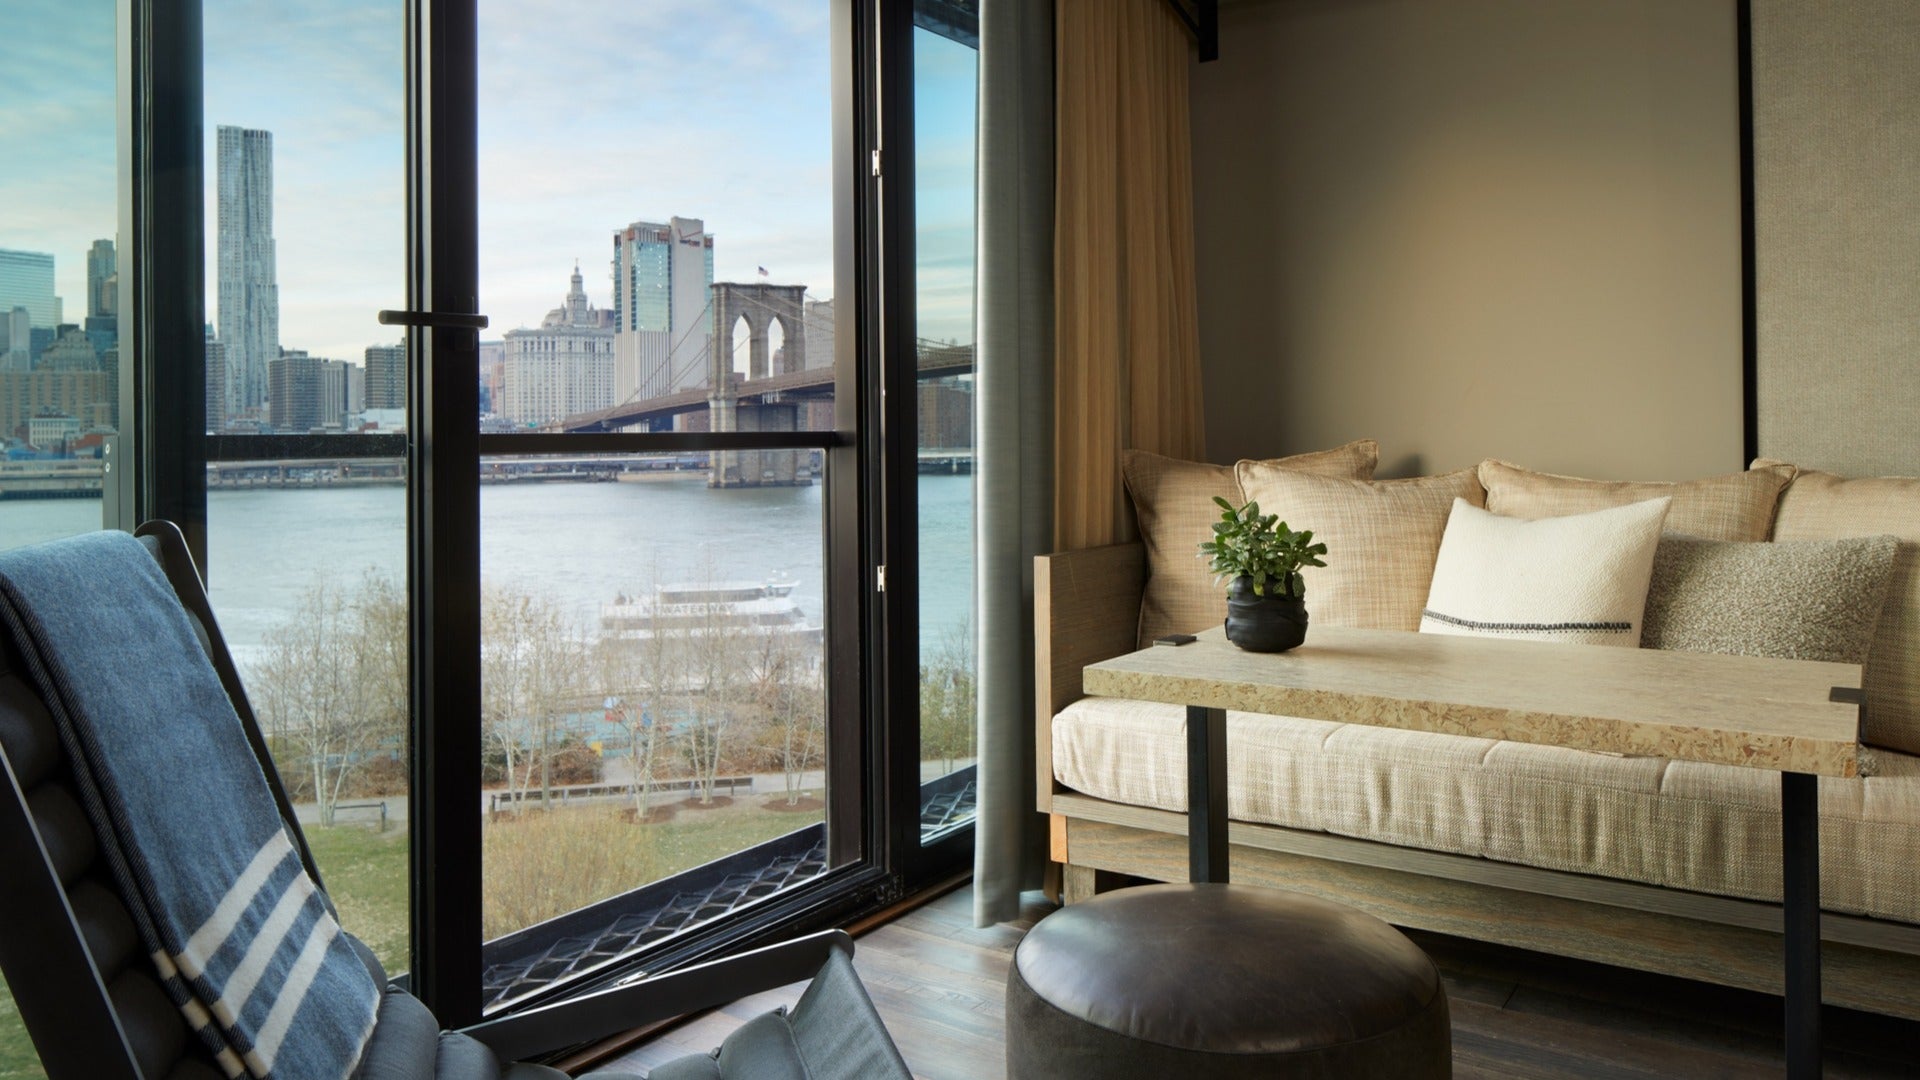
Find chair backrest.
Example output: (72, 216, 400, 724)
(0, 522, 323, 1080)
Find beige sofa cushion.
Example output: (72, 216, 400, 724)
(1642, 534, 1899, 664)
(1478, 459, 1797, 541)
(1759, 463, 1920, 755)
(1053, 697, 1920, 923)
(1232, 465, 1486, 630)
(1124, 441, 1377, 647)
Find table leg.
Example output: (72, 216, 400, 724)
(1782, 770, 1820, 1079)
(1187, 705, 1227, 883)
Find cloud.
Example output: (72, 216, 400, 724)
(0, 0, 117, 312)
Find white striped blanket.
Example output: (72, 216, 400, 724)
(0, 532, 378, 1079)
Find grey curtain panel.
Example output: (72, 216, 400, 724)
(972, 0, 1055, 927)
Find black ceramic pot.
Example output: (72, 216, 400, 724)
(1224, 575, 1309, 653)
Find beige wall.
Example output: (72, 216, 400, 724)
(1753, 1, 1920, 478)
(1192, 0, 1744, 480)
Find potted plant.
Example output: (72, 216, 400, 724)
(1197, 496, 1328, 652)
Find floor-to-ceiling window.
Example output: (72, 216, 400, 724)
(464, 0, 866, 1014)
(0, 1, 120, 1067)
(199, 0, 414, 983)
(0, 3, 979, 1064)
(911, 4, 980, 842)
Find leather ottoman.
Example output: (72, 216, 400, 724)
(1006, 883, 1450, 1078)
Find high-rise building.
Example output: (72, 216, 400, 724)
(205, 327, 228, 433)
(501, 264, 616, 426)
(0, 371, 110, 441)
(268, 349, 323, 433)
(478, 340, 505, 416)
(217, 125, 280, 419)
(365, 342, 406, 410)
(319, 359, 362, 430)
(612, 216, 713, 402)
(39, 328, 100, 373)
(2, 307, 31, 372)
(86, 240, 115, 318)
(917, 376, 973, 450)
(0, 249, 58, 328)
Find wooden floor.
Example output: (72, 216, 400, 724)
(603, 884, 1920, 1078)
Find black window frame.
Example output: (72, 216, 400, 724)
(118, 0, 973, 1029)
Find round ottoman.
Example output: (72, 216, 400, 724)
(1006, 883, 1450, 1078)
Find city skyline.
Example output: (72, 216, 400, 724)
(3, 1, 977, 373)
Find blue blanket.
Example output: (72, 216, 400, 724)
(0, 531, 378, 1080)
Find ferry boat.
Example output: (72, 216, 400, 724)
(600, 579, 824, 652)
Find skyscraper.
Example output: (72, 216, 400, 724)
(365, 342, 406, 410)
(86, 240, 116, 318)
(217, 125, 279, 419)
(268, 349, 323, 433)
(0, 249, 58, 328)
(612, 216, 713, 403)
(205, 325, 228, 433)
(501, 264, 616, 425)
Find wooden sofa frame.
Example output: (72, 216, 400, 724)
(1035, 542, 1920, 1021)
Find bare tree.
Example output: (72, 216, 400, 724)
(919, 620, 977, 775)
(676, 566, 750, 804)
(595, 609, 680, 818)
(746, 628, 823, 806)
(252, 571, 406, 826)
(481, 585, 586, 812)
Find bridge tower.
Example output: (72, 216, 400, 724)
(708, 282, 810, 487)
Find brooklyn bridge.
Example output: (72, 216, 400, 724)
(551, 338, 974, 434)
(535, 281, 973, 487)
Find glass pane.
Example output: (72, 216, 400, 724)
(478, 453, 829, 1009)
(913, 22, 979, 838)
(478, 4, 836, 439)
(202, 0, 411, 976)
(0, 1, 116, 1068)
(0, 1, 115, 557)
(474, 0, 842, 993)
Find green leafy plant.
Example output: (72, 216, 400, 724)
(1198, 496, 1328, 598)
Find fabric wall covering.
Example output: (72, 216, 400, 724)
(1752, 0, 1920, 477)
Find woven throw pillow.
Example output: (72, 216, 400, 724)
(1420, 497, 1671, 647)
(1232, 464, 1485, 631)
(1478, 459, 1796, 541)
(1641, 534, 1898, 664)
(1757, 460, 1920, 754)
(1125, 440, 1378, 647)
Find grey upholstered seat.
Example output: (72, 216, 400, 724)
(0, 522, 910, 1080)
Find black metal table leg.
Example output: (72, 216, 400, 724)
(1188, 705, 1227, 883)
(1782, 770, 1821, 1079)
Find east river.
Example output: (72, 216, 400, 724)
(0, 473, 975, 668)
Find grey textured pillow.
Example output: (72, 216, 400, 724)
(1641, 534, 1900, 663)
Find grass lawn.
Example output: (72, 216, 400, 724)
(305, 823, 413, 975)
(0, 976, 42, 1080)
(0, 797, 821, 1076)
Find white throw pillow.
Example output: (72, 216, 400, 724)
(1420, 497, 1673, 647)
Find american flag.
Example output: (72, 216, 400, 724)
(757, 266, 770, 278)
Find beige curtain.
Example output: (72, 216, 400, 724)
(1054, 0, 1205, 551)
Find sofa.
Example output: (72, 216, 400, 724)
(1034, 441, 1920, 1020)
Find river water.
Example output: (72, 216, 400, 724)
(0, 474, 974, 668)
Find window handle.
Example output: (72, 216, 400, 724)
(377, 309, 490, 329)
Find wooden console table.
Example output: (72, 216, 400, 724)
(1082, 626, 1866, 1079)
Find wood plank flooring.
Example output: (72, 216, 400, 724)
(601, 884, 1920, 1078)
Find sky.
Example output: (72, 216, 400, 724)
(1, 0, 977, 365)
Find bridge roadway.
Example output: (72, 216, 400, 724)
(556, 342, 973, 433)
